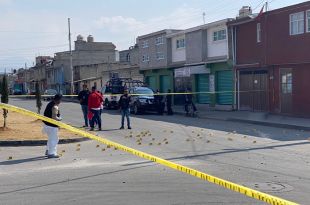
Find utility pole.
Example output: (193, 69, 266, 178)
(265, 1, 268, 12)
(68, 18, 74, 95)
(202, 12, 206, 24)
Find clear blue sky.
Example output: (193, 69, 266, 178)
(0, 0, 308, 72)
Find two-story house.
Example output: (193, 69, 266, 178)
(230, 2, 310, 117)
(137, 29, 181, 92)
(166, 19, 234, 109)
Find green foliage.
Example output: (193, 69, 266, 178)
(1, 75, 9, 104)
(35, 82, 42, 114)
(1, 75, 9, 128)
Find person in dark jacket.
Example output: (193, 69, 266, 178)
(166, 89, 173, 115)
(154, 89, 164, 115)
(119, 89, 132, 129)
(77, 84, 90, 127)
(43, 94, 62, 158)
(184, 88, 197, 115)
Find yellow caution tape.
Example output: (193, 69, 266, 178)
(0, 103, 299, 205)
(9, 90, 267, 98)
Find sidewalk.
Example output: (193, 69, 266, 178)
(173, 105, 310, 131)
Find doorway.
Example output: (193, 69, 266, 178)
(280, 68, 292, 114)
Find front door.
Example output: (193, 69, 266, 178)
(280, 69, 293, 114)
(239, 70, 268, 111)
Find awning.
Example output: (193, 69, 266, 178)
(235, 63, 260, 69)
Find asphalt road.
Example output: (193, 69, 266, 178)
(1, 99, 310, 205)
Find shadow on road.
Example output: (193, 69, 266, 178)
(0, 156, 47, 165)
(0, 164, 152, 195)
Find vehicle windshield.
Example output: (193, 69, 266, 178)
(135, 88, 153, 95)
(104, 86, 124, 94)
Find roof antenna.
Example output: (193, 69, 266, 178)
(203, 12, 206, 24)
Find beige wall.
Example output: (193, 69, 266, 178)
(74, 63, 143, 92)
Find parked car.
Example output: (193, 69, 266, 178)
(102, 78, 145, 109)
(13, 89, 23, 95)
(43, 89, 58, 101)
(129, 87, 156, 115)
(29, 90, 36, 95)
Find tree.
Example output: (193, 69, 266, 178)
(1, 75, 9, 128)
(35, 82, 42, 114)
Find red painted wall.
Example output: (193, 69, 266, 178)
(266, 3, 310, 65)
(292, 64, 310, 116)
(235, 21, 264, 65)
(269, 64, 310, 117)
(233, 1, 310, 116)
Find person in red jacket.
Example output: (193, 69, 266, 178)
(88, 86, 103, 131)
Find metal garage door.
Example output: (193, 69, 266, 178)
(239, 70, 268, 111)
(196, 74, 210, 104)
(217, 70, 233, 105)
(146, 76, 156, 91)
(160, 75, 171, 93)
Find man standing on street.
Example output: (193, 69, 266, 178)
(184, 88, 197, 115)
(119, 89, 132, 129)
(88, 86, 103, 131)
(166, 89, 173, 115)
(155, 89, 164, 115)
(78, 84, 89, 127)
(43, 94, 62, 158)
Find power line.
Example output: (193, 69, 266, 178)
(253, 0, 266, 11)
(0, 44, 68, 53)
(0, 30, 67, 34)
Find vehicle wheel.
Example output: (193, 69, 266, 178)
(133, 103, 139, 115)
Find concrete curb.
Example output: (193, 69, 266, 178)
(0, 137, 90, 147)
(227, 118, 310, 131)
(174, 111, 310, 131)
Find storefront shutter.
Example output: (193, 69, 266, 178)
(146, 76, 156, 91)
(217, 70, 233, 105)
(197, 74, 210, 104)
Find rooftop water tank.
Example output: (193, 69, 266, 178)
(77, 35, 84, 41)
(87, 35, 94, 42)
